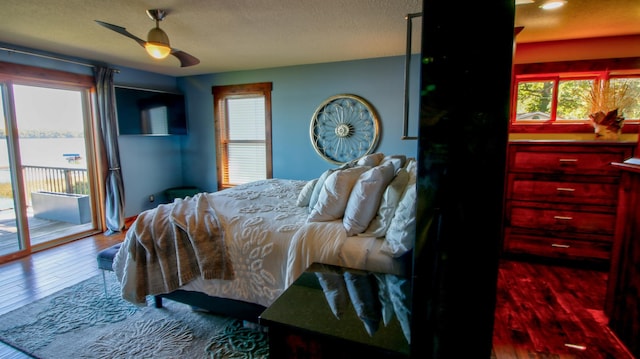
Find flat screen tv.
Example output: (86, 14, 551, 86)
(115, 86, 187, 135)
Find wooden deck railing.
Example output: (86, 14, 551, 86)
(22, 165, 89, 204)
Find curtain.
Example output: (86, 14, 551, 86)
(94, 66, 125, 234)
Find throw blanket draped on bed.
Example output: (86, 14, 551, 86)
(116, 193, 234, 304)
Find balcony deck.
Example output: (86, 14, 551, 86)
(0, 210, 89, 256)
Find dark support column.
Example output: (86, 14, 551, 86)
(411, 0, 515, 357)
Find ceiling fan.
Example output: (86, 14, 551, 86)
(95, 9, 200, 68)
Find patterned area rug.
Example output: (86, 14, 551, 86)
(0, 274, 269, 358)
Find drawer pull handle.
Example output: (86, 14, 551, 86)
(552, 243, 570, 248)
(554, 215, 573, 220)
(556, 187, 575, 192)
(559, 158, 578, 163)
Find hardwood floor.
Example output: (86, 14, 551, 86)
(0, 229, 124, 358)
(0, 230, 633, 358)
(492, 259, 633, 359)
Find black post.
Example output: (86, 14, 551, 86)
(411, 0, 515, 357)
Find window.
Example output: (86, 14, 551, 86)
(511, 58, 640, 133)
(212, 82, 272, 190)
(515, 75, 640, 124)
(610, 76, 640, 119)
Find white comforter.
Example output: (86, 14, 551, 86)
(114, 178, 405, 308)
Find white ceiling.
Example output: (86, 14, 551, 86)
(0, 0, 638, 77)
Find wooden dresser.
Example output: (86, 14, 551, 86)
(503, 141, 635, 264)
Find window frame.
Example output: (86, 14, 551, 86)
(212, 82, 273, 190)
(510, 57, 640, 134)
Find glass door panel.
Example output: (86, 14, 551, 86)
(0, 83, 97, 258)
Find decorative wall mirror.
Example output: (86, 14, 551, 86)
(309, 94, 380, 164)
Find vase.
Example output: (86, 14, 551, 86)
(589, 109, 624, 140)
(593, 123, 622, 140)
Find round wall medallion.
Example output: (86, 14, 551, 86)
(309, 94, 380, 164)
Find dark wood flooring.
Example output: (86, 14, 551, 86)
(492, 259, 633, 358)
(0, 228, 633, 358)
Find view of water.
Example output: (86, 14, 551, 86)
(0, 138, 86, 183)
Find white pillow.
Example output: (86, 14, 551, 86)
(380, 182, 416, 257)
(380, 155, 407, 172)
(308, 169, 335, 213)
(343, 163, 396, 236)
(308, 166, 369, 222)
(361, 168, 409, 237)
(356, 152, 384, 167)
(296, 178, 318, 207)
(405, 158, 417, 183)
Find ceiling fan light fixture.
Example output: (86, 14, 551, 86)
(96, 8, 200, 67)
(145, 42, 171, 59)
(145, 27, 171, 59)
(540, 0, 567, 10)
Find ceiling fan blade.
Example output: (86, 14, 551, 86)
(170, 49, 200, 67)
(95, 20, 146, 48)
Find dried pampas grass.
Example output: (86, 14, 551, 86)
(587, 80, 634, 115)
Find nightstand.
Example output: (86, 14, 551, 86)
(259, 263, 410, 359)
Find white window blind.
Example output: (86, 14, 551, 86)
(225, 96, 266, 185)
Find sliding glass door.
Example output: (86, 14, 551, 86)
(0, 81, 100, 259)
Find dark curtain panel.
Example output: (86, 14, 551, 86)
(94, 66, 125, 234)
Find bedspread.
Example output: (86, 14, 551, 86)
(114, 176, 408, 309)
(114, 179, 309, 307)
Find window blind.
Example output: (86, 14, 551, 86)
(225, 96, 266, 184)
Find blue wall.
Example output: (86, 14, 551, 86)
(113, 70, 186, 216)
(0, 43, 420, 217)
(178, 56, 420, 194)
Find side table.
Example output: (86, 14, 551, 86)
(259, 262, 410, 358)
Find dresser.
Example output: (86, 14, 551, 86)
(503, 141, 635, 264)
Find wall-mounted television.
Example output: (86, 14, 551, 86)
(115, 86, 187, 135)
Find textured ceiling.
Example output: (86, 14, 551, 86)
(0, 0, 638, 77)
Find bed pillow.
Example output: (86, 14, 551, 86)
(308, 169, 335, 213)
(356, 152, 385, 167)
(343, 162, 396, 236)
(296, 178, 318, 207)
(380, 176, 417, 257)
(361, 167, 410, 237)
(405, 158, 417, 184)
(308, 166, 369, 222)
(380, 155, 407, 172)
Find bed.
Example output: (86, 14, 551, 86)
(112, 152, 417, 323)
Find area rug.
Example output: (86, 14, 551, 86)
(0, 273, 269, 359)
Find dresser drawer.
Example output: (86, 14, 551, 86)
(503, 232, 612, 261)
(510, 150, 625, 175)
(510, 178, 618, 206)
(509, 206, 616, 235)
